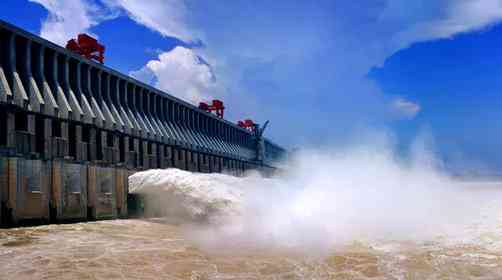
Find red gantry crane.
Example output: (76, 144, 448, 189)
(66, 34, 105, 64)
(237, 119, 257, 133)
(198, 99, 225, 118)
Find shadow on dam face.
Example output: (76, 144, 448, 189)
(127, 193, 144, 218)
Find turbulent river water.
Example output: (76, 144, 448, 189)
(2, 214, 502, 280)
(3, 147, 502, 279)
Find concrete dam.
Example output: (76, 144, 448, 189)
(0, 20, 286, 225)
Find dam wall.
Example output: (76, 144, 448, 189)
(0, 20, 286, 225)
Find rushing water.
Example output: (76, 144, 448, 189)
(3, 145, 502, 279)
(2, 216, 502, 279)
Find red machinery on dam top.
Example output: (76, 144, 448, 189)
(198, 99, 225, 119)
(66, 34, 105, 64)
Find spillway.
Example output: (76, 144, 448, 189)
(0, 20, 286, 225)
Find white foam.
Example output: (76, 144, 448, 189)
(129, 168, 270, 223)
(128, 139, 502, 253)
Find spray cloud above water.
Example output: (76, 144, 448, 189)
(130, 134, 502, 253)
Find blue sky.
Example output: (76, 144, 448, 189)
(2, 0, 502, 173)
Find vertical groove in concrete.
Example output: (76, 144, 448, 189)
(0, 30, 13, 103)
(154, 94, 174, 145)
(77, 62, 96, 124)
(149, 90, 168, 142)
(9, 34, 29, 109)
(125, 82, 141, 137)
(182, 108, 203, 150)
(87, 66, 104, 128)
(117, 79, 134, 134)
(141, 88, 157, 140)
(131, 84, 149, 138)
(132, 137, 140, 168)
(62, 56, 83, 122)
(171, 102, 191, 147)
(197, 113, 216, 154)
(51, 52, 71, 120)
(88, 127, 97, 161)
(142, 89, 159, 140)
(23, 40, 44, 113)
(33, 45, 57, 116)
(108, 76, 125, 132)
(74, 124, 85, 161)
(181, 106, 201, 150)
(162, 97, 184, 146)
(99, 70, 116, 130)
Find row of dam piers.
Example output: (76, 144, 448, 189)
(0, 19, 284, 226)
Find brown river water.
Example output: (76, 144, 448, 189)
(4, 160, 502, 280)
(2, 218, 502, 280)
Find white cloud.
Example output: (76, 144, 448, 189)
(29, 0, 116, 46)
(130, 46, 219, 103)
(378, 0, 502, 65)
(390, 98, 421, 120)
(102, 0, 195, 42)
(31, 0, 192, 46)
(366, 0, 502, 65)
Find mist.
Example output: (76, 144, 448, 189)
(130, 134, 502, 255)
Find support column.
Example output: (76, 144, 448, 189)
(187, 151, 198, 172)
(9, 34, 29, 109)
(158, 144, 165, 168)
(88, 127, 97, 161)
(113, 132, 119, 164)
(5, 111, 15, 153)
(174, 148, 186, 170)
(42, 118, 52, 159)
(133, 138, 140, 168)
(98, 129, 107, 163)
(161, 145, 173, 168)
(199, 153, 210, 173)
(212, 156, 222, 173)
(193, 152, 200, 171)
(0, 156, 8, 225)
(0, 32, 13, 103)
(26, 113, 36, 156)
(142, 140, 149, 169)
(209, 155, 216, 173)
(149, 143, 158, 169)
(34, 46, 57, 117)
(59, 120, 69, 159)
(75, 124, 86, 161)
(122, 135, 130, 167)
